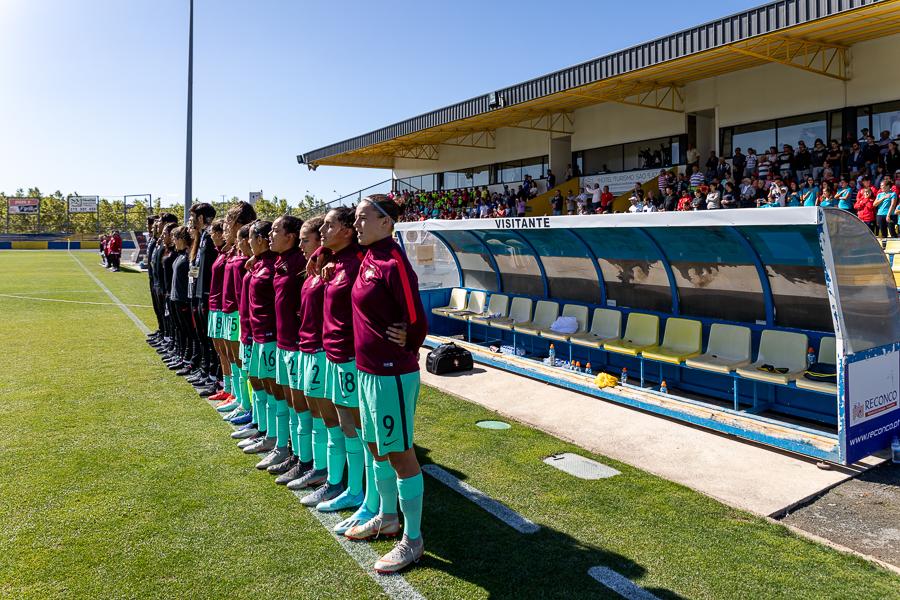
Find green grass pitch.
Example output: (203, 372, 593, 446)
(1, 251, 898, 599)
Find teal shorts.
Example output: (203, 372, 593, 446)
(301, 351, 327, 398)
(239, 341, 253, 370)
(223, 311, 240, 342)
(325, 358, 358, 408)
(249, 341, 277, 380)
(209, 310, 225, 339)
(359, 371, 419, 456)
(276, 347, 301, 388)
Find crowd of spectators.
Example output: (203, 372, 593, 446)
(391, 128, 900, 236)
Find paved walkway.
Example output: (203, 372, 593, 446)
(419, 355, 883, 516)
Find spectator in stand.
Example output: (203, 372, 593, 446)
(794, 141, 811, 181)
(686, 144, 700, 169)
(584, 183, 602, 213)
(716, 158, 731, 182)
(744, 148, 758, 178)
(819, 187, 836, 208)
(827, 140, 846, 176)
(778, 144, 794, 179)
(566, 190, 577, 215)
(706, 183, 721, 209)
(550, 190, 563, 216)
(689, 164, 705, 190)
(722, 181, 739, 209)
(855, 187, 876, 232)
(732, 148, 746, 179)
(811, 139, 827, 180)
(641, 196, 657, 212)
(875, 178, 898, 238)
(786, 180, 801, 207)
(847, 141, 866, 177)
(885, 142, 900, 175)
(599, 186, 614, 213)
(547, 170, 556, 189)
(676, 190, 692, 211)
(662, 186, 677, 212)
(800, 176, 820, 207)
(657, 169, 668, 193)
(757, 152, 772, 181)
(627, 196, 641, 213)
(836, 178, 854, 211)
(691, 189, 706, 211)
(878, 130, 893, 158)
(515, 196, 526, 217)
(705, 151, 719, 180)
(863, 134, 881, 175)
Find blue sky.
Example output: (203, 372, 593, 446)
(0, 0, 753, 206)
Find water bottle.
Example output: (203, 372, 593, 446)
(807, 346, 816, 367)
(548, 344, 556, 367)
(660, 380, 668, 394)
(621, 367, 628, 386)
(575, 361, 582, 373)
(892, 436, 900, 464)
(584, 362, 593, 376)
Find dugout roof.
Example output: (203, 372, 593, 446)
(395, 208, 900, 355)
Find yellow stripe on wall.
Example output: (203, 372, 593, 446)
(10, 241, 49, 249)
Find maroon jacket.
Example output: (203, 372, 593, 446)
(207, 252, 229, 311)
(273, 247, 306, 351)
(352, 237, 427, 376)
(322, 244, 363, 364)
(221, 250, 245, 314)
(238, 269, 253, 345)
(248, 250, 278, 343)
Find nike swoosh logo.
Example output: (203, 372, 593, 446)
(383, 440, 397, 446)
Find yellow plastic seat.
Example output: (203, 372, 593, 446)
(603, 313, 660, 356)
(885, 240, 900, 255)
(684, 324, 752, 374)
(735, 330, 809, 385)
(469, 294, 510, 326)
(448, 290, 487, 321)
(795, 337, 837, 394)
(513, 300, 560, 336)
(489, 297, 533, 331)
(431, 288, 467, 316)
(541, 304, 590, 342)
(641, 318, 703, 364)
(570, 308, 622, 348)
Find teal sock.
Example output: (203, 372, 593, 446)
(312, 417, 327, 471)
(326, 426, 346, 485)
(344, 432, 364, 496)
(237, 370, 251, 411)
(274, 398, 290, 448)
(253, 388, 267, 432)
(288, 409, 300, 456)
(362, 434, 379, 513)
(229, 363, 239, 402)
(297, 410, 313, 463)
(397, 473, 424, 540)
(373, 459, 398, 516)
(223, 374, 232, 394)
(265, 392, 277, 439)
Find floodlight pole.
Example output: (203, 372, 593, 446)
(184, 0, 194, 223)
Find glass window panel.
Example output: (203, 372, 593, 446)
(732, 120, 776, 155)
(400, 230, 460, 290)
(777, 112, 826, 150)
(577, 228, 671, 312)
(645, 227, 765, 322)
(421, 174, 435, 192)
(437, 230, 498, 291)
(670, 137, 681, 166)
(521, 156, 547, 180)
(856, 106, 871, 139)
(829, 111, 843, 144)
(872, 100, 900, 140)
(459, 171, 474, 188)
(499, 161, 522, 183)
(623, 137, 671, 170)
(472, 166, 489, 187)
(720, 129, 733, 157)
(443, 172, 458, 190)
(824, 210, 900, 354)
(473, 231, 544, 296)
(740, 226, 831, 331)
(583, 146, 622, 175)
(521, 229, 601, 303)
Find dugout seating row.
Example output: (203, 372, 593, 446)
(431, 288, 837, 396)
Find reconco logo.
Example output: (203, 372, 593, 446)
(854, 389, 899, 421)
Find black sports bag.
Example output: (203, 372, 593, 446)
(426, 342, 474, 375)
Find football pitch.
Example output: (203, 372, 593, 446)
(2, 251, 899, 599)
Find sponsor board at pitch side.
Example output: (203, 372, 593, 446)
(844, 344, 900, 462)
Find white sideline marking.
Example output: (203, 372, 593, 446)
(422, 464, 540, 534)
(0, 293, 151, 309)
(69, 253, 151, 334)
(588, 567, 659, 600)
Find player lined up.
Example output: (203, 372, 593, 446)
(144, 196, 427, 573)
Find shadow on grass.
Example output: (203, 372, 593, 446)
(414, 446, 686, 599)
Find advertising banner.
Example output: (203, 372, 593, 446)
(68, 196, 99, 213)
(844, 343, 900, 463)
(7, 197, 40, 214)
(581, 167, 668, 195)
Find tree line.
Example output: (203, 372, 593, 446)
(0, 188, 326, 235)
